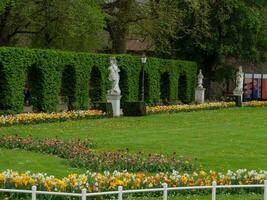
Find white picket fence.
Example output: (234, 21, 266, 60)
(1, 181, 267, 200)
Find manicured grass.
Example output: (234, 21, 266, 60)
(1, 107, 267, 172)
(0, 148, 84, 177)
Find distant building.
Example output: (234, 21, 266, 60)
(126, 39, 154, 54)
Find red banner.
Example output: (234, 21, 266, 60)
(262, 79, 267, 99)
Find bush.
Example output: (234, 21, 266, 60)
(91, 101, 113, 117)
(123, 101, 146, 116)
(0, 47, 197, 114)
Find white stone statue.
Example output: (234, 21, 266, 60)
(108, 57, 121, 95)
(197, 69, 204, 88)
(235, 66, 244, 92)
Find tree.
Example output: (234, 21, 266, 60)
(198, 0, 262, 93)
(30, 0, 106, 51)
(135, 0, 183, 55)
(144, 0, 264, 95)
(101, 0, 146, 53)
(0, 0, 106, 51)
(0, 0, 29, 46)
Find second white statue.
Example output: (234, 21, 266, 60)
(108, 57, 121, 95)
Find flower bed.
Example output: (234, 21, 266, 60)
(146, 102, 236, 114)
(0, 169, 266, 194)
(0, 135, 194, 173)
(243, 101, 267, 107)
(0, 110, 104, 126)
(2, 101, 267, 126)
(0, 135, 94, 159)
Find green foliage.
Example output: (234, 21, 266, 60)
(123, 101, 146, 116)
(140, 0, 266, 89)
(178, 73, 188, 103)
(0, 0, 13, 14)
(213, 64, 236, 92)
(91, 102, 113, 117)
(89, 66, 103, 102)
(0, 0, 105, 50)
(61, 65, 76, 110)
(0, 64, 6, 109)
(101, 0, 147, 53)
(0, 47, 197, 114)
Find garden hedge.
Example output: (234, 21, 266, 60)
(123, 101, 146, 116)
(0, 47, 197, 114)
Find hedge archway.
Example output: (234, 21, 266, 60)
(0, 47, 197, 113)
(0, 63, 6, 110)
(60, 65, 76, 110)
(178, 73, 187, 103)
(89, 66, 102, 103)
(26, 65, 44, 112)
(160, 72, 171, 103)
(119, 68, 128, 102)
(138, 71, 150, 102)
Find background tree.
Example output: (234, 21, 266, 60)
(0, 0, 106, 51)
(101, 0, 146, 53)
(132, 0, 183, 55)
(142, 0, 265, 95)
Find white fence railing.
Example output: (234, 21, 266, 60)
(1, 180, 267, 200)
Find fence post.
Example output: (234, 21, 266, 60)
(32, 186, 37, 200)
(212, 181, 216, 200)
(264, 180, 267, 200)
(163, 183, 168, 200)
(118, 186, 123, 200)
(82, 188, 87, 200)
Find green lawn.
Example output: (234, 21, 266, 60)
(1, 107, 267, 172)
(0, 148, 84, 177)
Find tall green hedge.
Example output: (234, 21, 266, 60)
(0, 47, 197, 114)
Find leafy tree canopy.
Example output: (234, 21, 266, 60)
(0, 0, 105, 51)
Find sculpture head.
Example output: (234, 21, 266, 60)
(110, 57, 117, 66)
(198, 69, 204, 78)
(239, 66, 243, 72)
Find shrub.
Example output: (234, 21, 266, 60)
(0, 47, 197, 114)
(123, 101, 146, 116)
(90, 102, 113, 117)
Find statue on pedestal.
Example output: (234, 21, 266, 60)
(235, 66, 244, 92)
(197, 69, 204, 89)
(108, 57, 121, 95)
(195, 69, 205, 104)
(107, 57, 122, 117)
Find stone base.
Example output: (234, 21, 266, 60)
(233, 90, 243, 102)
(107, 94, 122, 117)
(195, 87, 205, 104)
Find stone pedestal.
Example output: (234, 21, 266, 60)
(107, 94, 122, 117)
(233, 90, 243, 103)
(195, 87, 205, 104)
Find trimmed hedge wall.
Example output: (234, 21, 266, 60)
(0, 47, 197, 114)
(123, 101, 146, 116)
